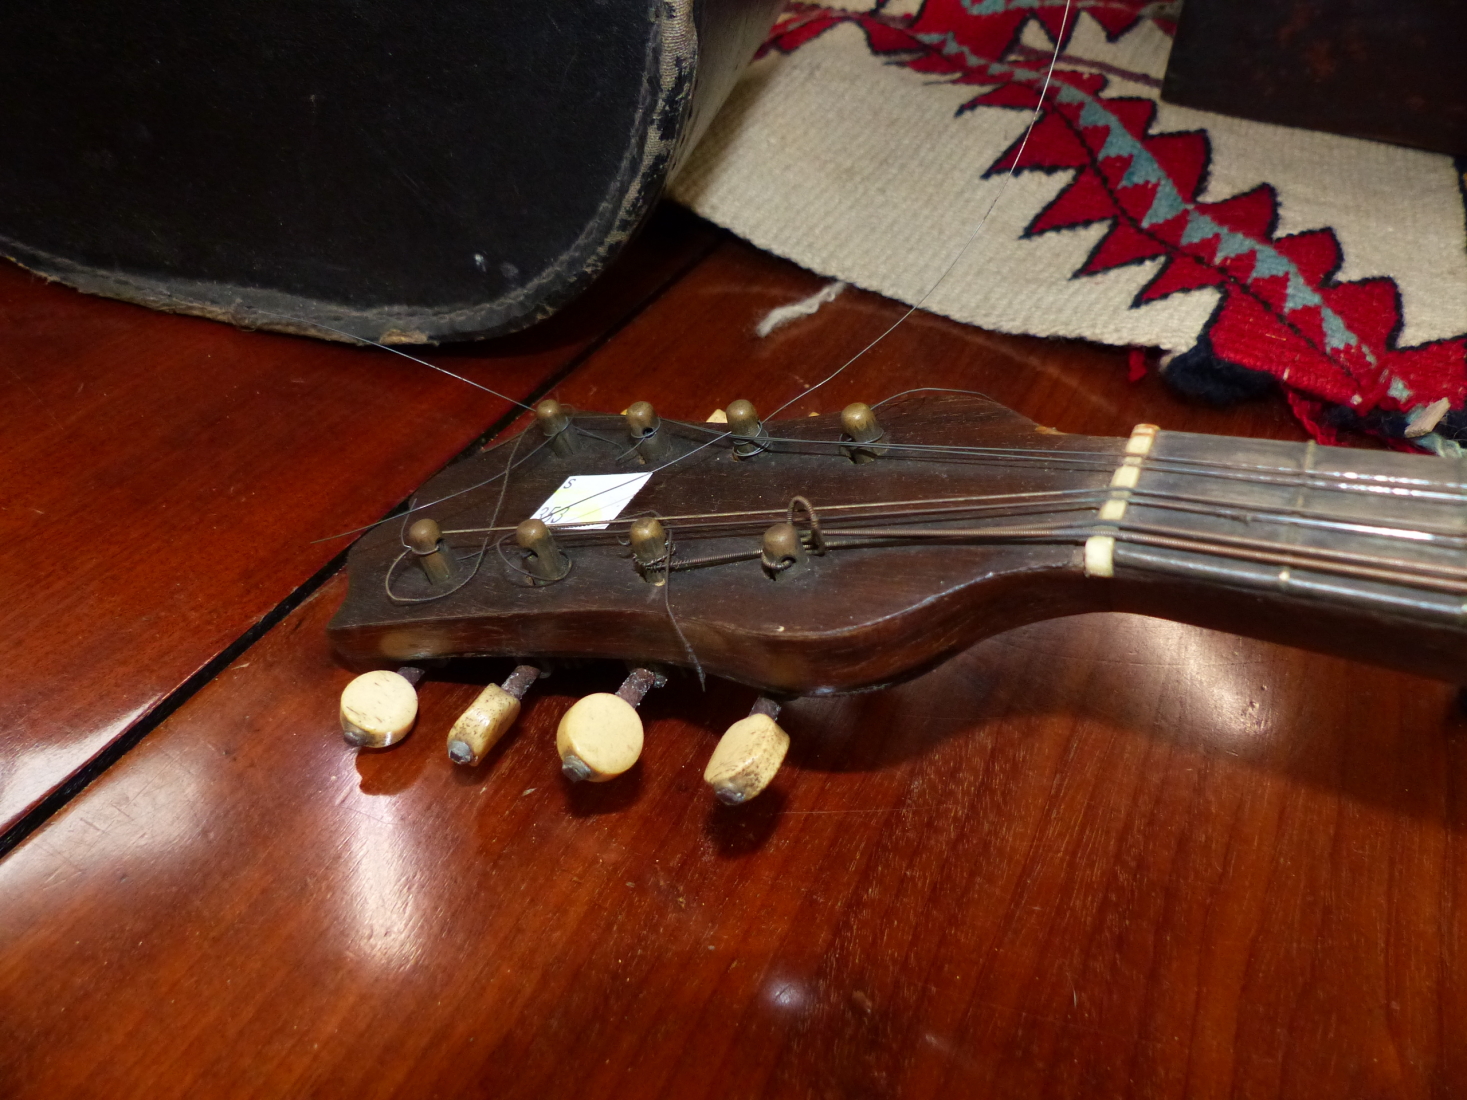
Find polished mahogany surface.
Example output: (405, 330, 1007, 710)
(0, 207, 716, 834)
(4, 217, 1463, 1098)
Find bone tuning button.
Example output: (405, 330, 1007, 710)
(704, 699, 790, 805)
(556, 667, 663, 782)
(447, 664, 541, 766)
(340, 668, 422, 749)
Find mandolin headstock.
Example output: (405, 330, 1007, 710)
(328, 392, 1122, 696)
(330, 390, 1467, 800)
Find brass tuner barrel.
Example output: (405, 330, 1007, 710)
(629, 517, 669, 584)
(535, 398, 577, 456)
(840, 402, 887, 463)
(626, 400, 671, 462)
(725, 398, 769, 458)
(761, 521, 807, 579)
(515, 518, 571, 583)
(406, 517, 460, 586)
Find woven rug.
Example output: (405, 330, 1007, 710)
(670, 1, 1467, 449)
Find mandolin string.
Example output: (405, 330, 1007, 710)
(248, 307, 538, 411)
(444, 489, 1114, 534)
(486, 418, 1467, 522)
(646, 513, 1467, 594)
(820, 518, 1467, 579)
(659, 417, 1467, 495)
(311, 430, 556, 543)
(410, 402, 1467, 605)
(387, 424, 1467, 600)
(577, 404, 1467, 496)
(555, 374, 1467, 493)
(439, 442, 1467, 545)
(628, 513, 1467, 594)
(870, 386, 1000, 409)
(431, 449, 1467, 586)
(441, 493, 1467, 588)
(819, 526, 1467, 594)
(617, 514, 1467, 584)
(380, 428, 524, 602)
(486, 425, 525, 534)
(659, 527, 707, 689)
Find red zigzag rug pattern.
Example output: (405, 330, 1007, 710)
(767, 0, 1467, 448)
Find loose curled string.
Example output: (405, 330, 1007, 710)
(659, 523, 706, 690)
(382, 538, 491, 604)
(384, 429, 523, 603)
(494, 530, 575, 586)
(787, 495, 826, 555)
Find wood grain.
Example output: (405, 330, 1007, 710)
(0, 206, 717, 835)
(4, 227, 1460, 1098)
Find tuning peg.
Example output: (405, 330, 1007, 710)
(629, 516, 669, 585)
(446, 664, 541, 766)
(840, 402, 887, 463)
(340, 667, 424, 749)
(405, 518, 460, 586)
(725, 399, 770, 458)
(704, 697, 790, 805)
(761, 521, 808, 580)
(535, 398, 579, 457)
(557, 666, 665, 782)
(515, 518, 571, 583)
(625, 401, 672, 462)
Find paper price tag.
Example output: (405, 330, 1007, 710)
(530, 473, 652, 530)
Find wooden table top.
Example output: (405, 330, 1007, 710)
(2, 209, 1461, 1099)
(0, 207, 716, 839)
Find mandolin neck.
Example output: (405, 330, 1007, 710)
(1094, 427, 1467, 682)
